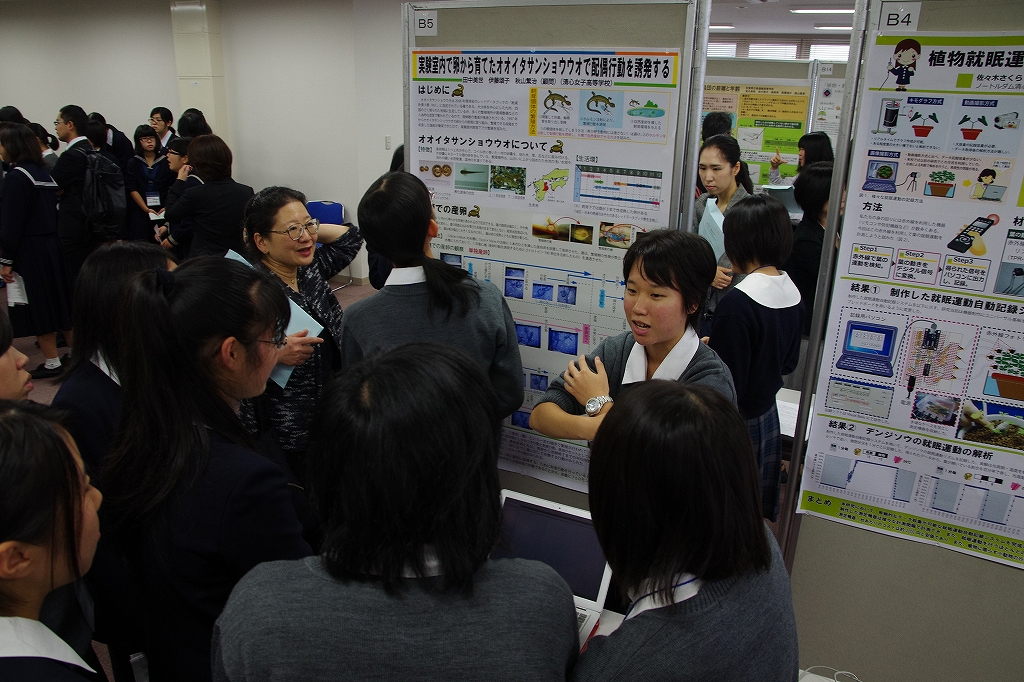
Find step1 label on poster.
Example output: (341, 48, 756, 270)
(798, 33, 1024, 569)
(411, 47, 682, 492)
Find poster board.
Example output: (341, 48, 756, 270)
(701, 75, 813, 185)
(405, 1, 701, 493)
(809, 61, 848, 148)
(796, 31, 1024, 569)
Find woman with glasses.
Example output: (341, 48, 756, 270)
(96, 257, 311, 682)
(158, 136, 198, 259)
(241, 186, 362, 474)
(124, 124, 172, 241)
(164, 134, 254, 257)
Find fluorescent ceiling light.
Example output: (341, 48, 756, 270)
(791, 8, 856, 13)
(815, 24, 853, 30)
(710, 24, 735, 29)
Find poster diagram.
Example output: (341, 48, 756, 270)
(811, 75, 845, 148)
(798, 32, 1024, 569)
(703, 81, 811, 184)
(412, 47, 682, 492)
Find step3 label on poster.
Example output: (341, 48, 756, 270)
(412, 47, 682, 492)
(798, 32, 1024, 569)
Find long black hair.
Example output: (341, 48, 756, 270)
(28, 122, 59, 152)
(0, 400, 82, 616)
(102, 257, 289, 530)
(308, 343, 502, 594)
(66, 242, 174, 380)
(357, 172, 479, 319)
(700, 134, 753, 195)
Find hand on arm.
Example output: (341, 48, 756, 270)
(529, 401, 605, 441)
(562, 354, 610, 406)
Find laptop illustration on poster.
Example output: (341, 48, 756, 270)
(862, 160, 898, 193)
(978, 184, 1007, 202)
(835, 321, 900, 378)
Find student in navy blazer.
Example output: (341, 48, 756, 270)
(97, 258, 311, 682)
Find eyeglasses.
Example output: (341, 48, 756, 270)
(149, 117, 164, 124)
(54, 120, 65, 126)
(254, 337, 287, 350)
(270, 218, 320, 241)
(166, 150, 183, 157)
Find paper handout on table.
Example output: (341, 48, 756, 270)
(224, 250, 323, 388)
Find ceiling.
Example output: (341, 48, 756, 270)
(711, 0, 857, 36)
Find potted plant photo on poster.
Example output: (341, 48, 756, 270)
(907, 111, 939, 137)
(959, 114, 988, 140)
(925, 170, 956, 197)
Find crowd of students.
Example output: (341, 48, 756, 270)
(0, 102, 842, 681)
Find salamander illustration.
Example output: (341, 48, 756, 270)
(550, 140, 564, 154)
(587, 92, 615, 114)
(468, 205, 481, 217)
(452, 84, 464, 97)
(543, 91, 571, 111)
(630, 99, 642, 107)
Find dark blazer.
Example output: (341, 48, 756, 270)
(50, 140, 93, 242)
(108, 126, 134, 169)
(124, 155, 173, 241)
(113, 431, 311, 682)
(783, 216, 826, 335)
(51, 361, 122, 479)
(165, 178, 253, 257)
(0, 657, 93, 681)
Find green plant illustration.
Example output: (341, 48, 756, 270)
(929, 170, 955, 183)
(958, 114, 988, 130)
(908, 111, 939, 123)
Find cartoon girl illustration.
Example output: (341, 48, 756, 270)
(972, 168, 997, 199)
(888, 38, 922, 91)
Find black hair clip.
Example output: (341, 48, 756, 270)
(154, 267, 175, 297)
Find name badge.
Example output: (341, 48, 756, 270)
(146, 191, 160, 207)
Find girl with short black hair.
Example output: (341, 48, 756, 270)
(572, 381, 798, 681)
(124, 124, 172, 242)
(768, 130, 834, 186)
(707, 194, 803, 521)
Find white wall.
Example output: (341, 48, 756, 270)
(0, 0, 179, 135)
(0, 0, 414, 278)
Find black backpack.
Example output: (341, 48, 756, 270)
(79, 149, 126, 239)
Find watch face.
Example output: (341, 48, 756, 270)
(586, 397, 600, 414)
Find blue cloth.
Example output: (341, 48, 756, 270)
(748, 403, 783, 521)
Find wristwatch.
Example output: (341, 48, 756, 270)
(585, 395, 613, 416)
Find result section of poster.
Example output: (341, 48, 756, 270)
(411, 48, 681, 491)
(702, 80, 811, 184)
(798, 33, 1024, 568)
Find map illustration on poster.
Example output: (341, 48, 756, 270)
(410, 48, 682, 491)
(703, 80, 811, 184)
(798, 33, 1024, 568)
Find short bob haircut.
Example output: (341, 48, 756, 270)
(793, 161, 833, 223)
(797, 131, 834, 168)
(0, 124, 44, 166)
(306, 342, 503, 595)
(132, 124, 159, 156)
(187, 134, 233, 182)
(621, 229, 717, 326)
(0, 400, 83, 616)
(589, 381, 771, 600)
(243, 186, 307, 261)
(723, 194, 794, 271)
(177, 111, 212, 138)
(701, 111, 733, 141)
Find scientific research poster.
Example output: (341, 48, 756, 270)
(702, 80, 811, 184)
(410, 48, 682, 491)
(798, 33, 1024, 568)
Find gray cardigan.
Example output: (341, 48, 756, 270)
(569, 531, 799, 682)
(537, 330, 737, 413)
(693, 186, 751, 320)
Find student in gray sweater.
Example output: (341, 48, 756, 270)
(573, 381, 799, 681)
(213, 345, 578, 682)
(530, 230, 735, 441)
(339, 171, 524, 417)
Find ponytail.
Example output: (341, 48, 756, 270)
(737, 162, 753, 194)
(28, 122, 58, 151)
(359, 172, 480, 320)
(103, 258, 289, 530)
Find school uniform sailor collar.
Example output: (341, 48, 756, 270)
(733, 272, 802, 309)
(0, 617, 96, 672)
(625, 574, 703, 621)
(622, 325, 700, 385)
(385, 266, 427, 286)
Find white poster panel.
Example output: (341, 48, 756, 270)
(798, 33, 1024, 568)
(410, 48, 682, 491)
(811, 76, 846, 148)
